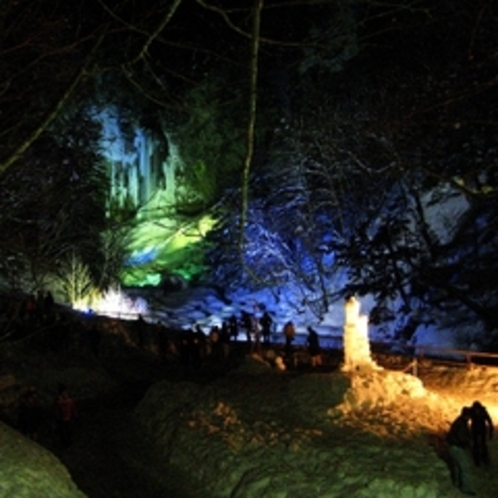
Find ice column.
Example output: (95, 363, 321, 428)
(342, 296, 380, 373)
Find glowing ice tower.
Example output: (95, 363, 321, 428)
(342, 296, 380, 373)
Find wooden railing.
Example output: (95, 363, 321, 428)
(275, 337, 498, 375)
(370, 341, 498, 376)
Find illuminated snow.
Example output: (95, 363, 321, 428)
(73, 287, 148, 320)
(342, 296, 380, 373)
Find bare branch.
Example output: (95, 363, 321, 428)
(0, 34, 105, 176)
(196, 0, 304, 47)
(130, 0, 184, 65)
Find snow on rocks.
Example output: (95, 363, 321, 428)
(0, 421, 86, 497)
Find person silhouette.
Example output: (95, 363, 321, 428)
(306, 326, 322, 367)
(446, 406, 475, 496)
(18, 387, 43, 440)
(135, 314, 146, 348)
(260, 312, 273, 344)
(470, 400, 493, 466)
(228, 314, 239, 341)
(283, 321, 296, 358)
(54, 383, 77, 448)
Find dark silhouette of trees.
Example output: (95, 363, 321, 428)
(204, 0, 498, 331)
(0, 0, 186, 291)
(0, 106, 108, 291)
(1, 0, 497, 336)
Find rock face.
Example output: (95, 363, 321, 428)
(135, 358, 467, 498)
(0, 422, 85, 497)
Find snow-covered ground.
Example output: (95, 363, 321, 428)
(2, 296, 498, 497)
(41, 281, 498, 497)
(136, 355, 498, 498)
(119, 285, 498, 497)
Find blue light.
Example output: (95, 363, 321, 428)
(125, 248, 158, 266)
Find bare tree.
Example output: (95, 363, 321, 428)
(0, 0, 184, 176)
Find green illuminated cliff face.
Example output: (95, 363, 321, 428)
(120, 209, 216, 287)
(97, 107, 220, 288)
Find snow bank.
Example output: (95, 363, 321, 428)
(135, 361, 461, 497)
(0, 422, 85, 497)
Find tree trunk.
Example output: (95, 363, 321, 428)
(239, 0, 263, 268)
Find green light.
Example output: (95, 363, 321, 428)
(121, 214, 216, 287)
(144, 274, 161, 286)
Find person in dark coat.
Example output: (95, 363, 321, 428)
(44, 291, 55, 323)
(446, 406, 475, 496)
(208, 325, 222, 360)
(306, 326, 322, 367)
(18, 387, 43, 440)
(241, 311, 253, 346)
(54, 384, 77, 448)
(283, 320, 296, 358)
(260, 312, 273, 345)
(470, 400, 493, 466)
(220, 321, 231, 359)
(228, 314, 239, 341)
(135, 314, 147, 348)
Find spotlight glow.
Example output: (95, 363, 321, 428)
(121, 213, 216, 286)
(73, 287, 148, 320)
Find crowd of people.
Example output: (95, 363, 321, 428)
(0, 289, 109, 358)
(2, 290, 325, 371)
(14, 290, 56, 326)
(133, 309, 325, 374)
